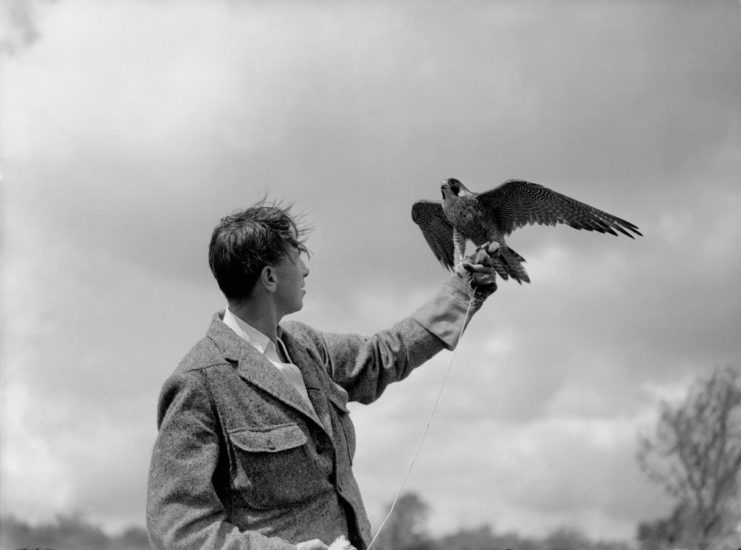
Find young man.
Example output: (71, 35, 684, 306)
(146, 200, 497, 550)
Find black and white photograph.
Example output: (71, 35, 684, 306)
(2, 1, 741, 549)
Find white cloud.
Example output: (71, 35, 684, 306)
(353, 402, 673, 538)
(5, 1, 251, 163)
(1, 216, 219, 526)
(1, 381, 75, 517)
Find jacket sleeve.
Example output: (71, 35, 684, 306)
(316, 275, 484, 404)
(146, 368, 297, 550)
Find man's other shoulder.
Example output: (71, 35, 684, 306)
(176, 335, 230, 374)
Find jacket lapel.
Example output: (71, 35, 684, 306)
(206, 313, 324, 429)
(279, 329, 335, 437)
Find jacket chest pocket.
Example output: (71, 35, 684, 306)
(326, 383, 356, 463)
(228, 424, 326, 509)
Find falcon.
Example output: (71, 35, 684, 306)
(412, 178, 642, 284)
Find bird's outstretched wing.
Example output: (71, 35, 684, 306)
(411, 201, 455, 270)
(478, 180, 642, 238)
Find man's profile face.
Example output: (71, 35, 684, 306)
(273, 246, 310, 316)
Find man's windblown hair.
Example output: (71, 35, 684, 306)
(208, 198, 311, 301)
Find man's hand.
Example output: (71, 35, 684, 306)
(297, 540, 328, 550)
(297, 536, 356, 550)
(328, 535, 356, 550)
(456, 244, 498, 301)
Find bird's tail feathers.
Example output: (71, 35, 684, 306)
(492, 246, 530, 284)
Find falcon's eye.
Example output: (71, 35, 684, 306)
(449, 179, 460, 194)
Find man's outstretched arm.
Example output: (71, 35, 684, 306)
(298, 251, 498, 404)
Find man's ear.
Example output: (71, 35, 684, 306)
(259, 265, 278, 293)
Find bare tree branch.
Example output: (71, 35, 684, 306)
(637, 365, 741, 549)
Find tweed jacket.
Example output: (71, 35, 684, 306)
(147, 278, 479, 550)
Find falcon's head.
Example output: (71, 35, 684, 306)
(441, 178, 466, 200)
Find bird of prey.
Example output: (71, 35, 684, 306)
(412, 178, 642, 284)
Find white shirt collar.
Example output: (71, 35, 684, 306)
(223, 307, 277, 357)
(221, 307, 314, 414)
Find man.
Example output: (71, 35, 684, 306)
(146, 200, 497, 550)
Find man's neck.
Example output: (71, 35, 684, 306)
(228, 299, 279, 343)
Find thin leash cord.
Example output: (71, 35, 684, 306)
(366, 296, 476, 550)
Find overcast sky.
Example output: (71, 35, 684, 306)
(2, 0, 740, 543)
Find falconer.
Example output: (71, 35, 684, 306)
(146, 199, 497, 550)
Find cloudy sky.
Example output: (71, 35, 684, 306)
(2, 0, 740, 543)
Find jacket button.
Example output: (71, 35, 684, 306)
(266, 439, 275, 450)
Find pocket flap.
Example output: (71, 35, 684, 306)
(229, 424, 307, 453)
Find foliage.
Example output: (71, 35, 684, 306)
(436, 524, 541, 550)
(0, 514, 151, 550)
(0, 490, 688, 550)
(635, 503, 689, 550)
(371, 493, 633, 550)
(373, 492, 433, 550)
(543, 527, 592, 550)
(637, 365, 741, 549)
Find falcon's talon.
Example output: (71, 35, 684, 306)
(487, 241, 501, 254)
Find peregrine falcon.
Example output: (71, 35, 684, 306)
(412, 178, 642, 284)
